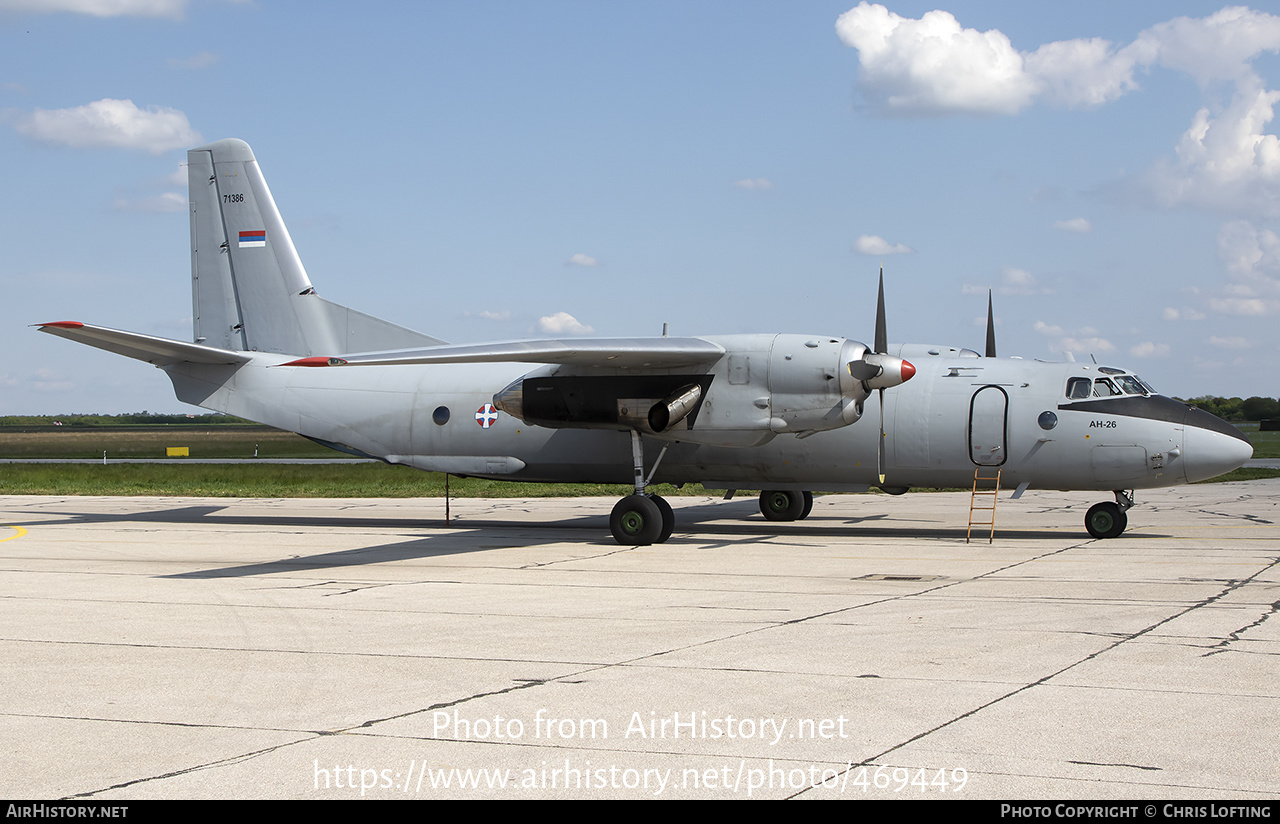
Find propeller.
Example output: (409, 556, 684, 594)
(843, 267, 914, 484)
(873, 269, 889, 483)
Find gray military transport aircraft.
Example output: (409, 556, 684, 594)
(39, 139, 1253, 545)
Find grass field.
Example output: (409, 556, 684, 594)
(1232, 422, 1280, 459)
(0, 462, 705, 498)
(0, 425, 332, 459)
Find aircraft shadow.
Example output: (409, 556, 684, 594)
(9, 499, 1108, 579)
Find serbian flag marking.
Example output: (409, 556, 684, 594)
(239, 230, 266, 248)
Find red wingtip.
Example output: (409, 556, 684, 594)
(900, 359, 915, 382)
(39, 321, 85, 328)
(279, 356, 347, 367)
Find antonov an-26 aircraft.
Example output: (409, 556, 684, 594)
(40, 139, 1253, 545)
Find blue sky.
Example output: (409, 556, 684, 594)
(3, 1, 1279, 414)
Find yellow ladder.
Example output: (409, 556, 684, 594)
(967, 467, 1002, 543)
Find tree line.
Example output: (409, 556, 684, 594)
(1179, 396, 1280, 422)
(0, 413, 249, 427)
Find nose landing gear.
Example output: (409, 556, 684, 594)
(1085, 490, 1134, 539)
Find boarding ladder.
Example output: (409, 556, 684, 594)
(967, 467, 1002, 544)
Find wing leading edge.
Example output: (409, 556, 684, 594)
(278, 337, 727, 369)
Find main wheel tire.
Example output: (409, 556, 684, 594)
(1085, 502, 1127, 539)
(799, 491, 814, 520)
(651, 495, 675, 544)
(760, 490, 805, 521)
(610, 495, 663, 545)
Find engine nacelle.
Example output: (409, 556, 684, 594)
(491, 334, 913, 443)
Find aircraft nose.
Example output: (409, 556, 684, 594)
(1182, 415, 1253, 483)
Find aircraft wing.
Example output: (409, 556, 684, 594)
(279, 337, 727, 369)
(36, 322, 252, 367)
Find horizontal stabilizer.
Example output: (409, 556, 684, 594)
(279, 337, 726, 369)
(36, 322, 251, 367)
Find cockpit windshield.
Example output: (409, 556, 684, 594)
(1114, 375, 1149, 396)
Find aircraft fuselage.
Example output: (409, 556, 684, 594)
(163, 336, 1251, 496)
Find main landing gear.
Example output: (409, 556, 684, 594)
(609, 431, 675, 546)
(758, 490, 814, 522)
(1085, 490, 1134, 539)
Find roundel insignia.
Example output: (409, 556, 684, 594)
(475, 403, 499, 429)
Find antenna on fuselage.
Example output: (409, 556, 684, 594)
(985, 289, 997, 358)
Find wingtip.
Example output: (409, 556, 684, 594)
(278, 356, 348, 367)
(36, 321, 85, 329)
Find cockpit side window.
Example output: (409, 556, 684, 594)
(1066, 377, 1091, 399)
(1093, 377, 1121, 397)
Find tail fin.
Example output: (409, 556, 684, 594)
(187, 139, 443, 355)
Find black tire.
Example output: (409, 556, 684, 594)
(799, 491, 814, 520)
(760, 490, 805, 521)
(610, 495, 662, 545)
(1085, 502, 1127, 539)
(651, 495, 675, 543)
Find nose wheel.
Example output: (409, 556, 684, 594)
(1085, 490, 1134, 539)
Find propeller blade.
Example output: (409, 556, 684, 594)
(874, 267, 887, 354)
(985, 289, 997, 358)
(877, 387, 886, 484)
(847, 360, 881, 382)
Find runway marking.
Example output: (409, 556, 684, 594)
(0, 525, 27, 542)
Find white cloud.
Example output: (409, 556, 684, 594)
(1060, 336, 1115, 354)
(1053, 217, 1092, 233)
(1127, 6, 1280, 86)
(836, 5, 1280, 215)
(1209, 297, 1275, 315)
(971, 267, 1049, 296)
(538, 312, 594, 335)
(853, 234, 913, 255)
(1163, 306, 1206, 321)
(734, 178, 773, 191)
(1208, 335, 1252, 349)
(0, 0, 187, 18)
(566, 253, 599, 267)
(1129, 341, 1170, 357)
(14, 98, 201, 154)
(476, 310, 510, 321)
(1034, 319, 1113, 354)
(835, 3, 1037, 115)
(997, 266, 1050, 296)
(1211, 220, 1280, 314)
(25, 367, 74, 393)
(1023, 36, 1140, 109)
(1147, 81, 1280, 215)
